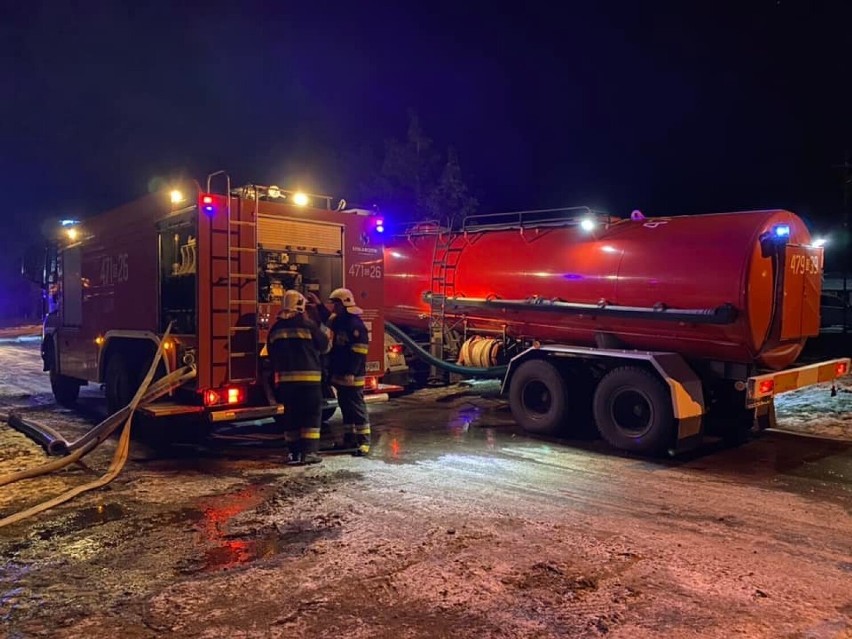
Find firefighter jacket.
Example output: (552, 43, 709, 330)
(328, 311, 369, 387)
(267, 312, 332, 385)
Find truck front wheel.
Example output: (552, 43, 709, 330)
(508, 359, 569, 435)
(50, 370, 80, 408)
(593, 366, 674, 455)
(105, 354, 134, 415)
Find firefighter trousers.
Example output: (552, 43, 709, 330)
(334, 385, 370, 453)
(274, 382, 322, 456)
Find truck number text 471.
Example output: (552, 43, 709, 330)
(100, 254, 129, 286)
(348, 263, 382, 279)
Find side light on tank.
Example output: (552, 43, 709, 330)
(580, 218, 596, 232)
(773, 224, 791, 239)
(812, 237, 828, 248)
(170, 190, 184, 204)
(292, 192, 310, 207)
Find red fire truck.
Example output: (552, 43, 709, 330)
(29, 173, 397, 429)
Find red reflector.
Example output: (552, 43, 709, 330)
(758, 380, 774, 395)
(836, 362, 848, 377)
(387, 344, 403, 354)
(204, 389, 221, 406)
(202, 195, 213, 204)
(365, 376, 378, 391)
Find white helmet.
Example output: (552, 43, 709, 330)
(329, 287, 363, 315)
(281, 289, 307, 314)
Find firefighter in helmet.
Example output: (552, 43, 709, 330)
(266, 290, 332, 464)
(327, 287, 371, 456)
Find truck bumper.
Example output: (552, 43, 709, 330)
(746, 358, 851, 408)
(140, 393, 393, 422)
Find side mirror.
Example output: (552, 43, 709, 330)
(21, 244, 46, 286)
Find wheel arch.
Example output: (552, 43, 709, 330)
(98, 331, 161, 383)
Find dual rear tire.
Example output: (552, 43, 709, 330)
(508, 359, 674, 455)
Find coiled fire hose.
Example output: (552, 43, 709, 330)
(0, 324, 196, 529)
(384, 321, 508, 378)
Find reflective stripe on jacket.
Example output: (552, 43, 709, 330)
(328, 311, 369, 382)
(267, 313, 331, 385)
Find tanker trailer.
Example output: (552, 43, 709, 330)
(384, 207, 851, 455)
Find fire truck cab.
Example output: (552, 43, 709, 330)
(33, 174, 397, 429)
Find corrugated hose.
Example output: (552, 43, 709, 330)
(0, 323, 196, 529)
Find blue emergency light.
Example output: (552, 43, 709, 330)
(375, 218, 385, 233)
(773, 224, 790, 238)
(202, 195, 215, 216)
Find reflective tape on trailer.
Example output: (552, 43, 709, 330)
(747, 358, 851, 407)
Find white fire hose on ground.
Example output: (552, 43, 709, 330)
(0, 324, 196, 530)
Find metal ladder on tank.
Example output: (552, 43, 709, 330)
(206, 171, 260, 385)
(428, 228, 464, 379)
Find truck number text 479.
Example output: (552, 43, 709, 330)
(100, 254, 129, 286)
(789, 254, 820, 276)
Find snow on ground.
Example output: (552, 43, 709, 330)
(775, 378, 852, 441)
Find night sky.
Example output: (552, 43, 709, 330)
(3, 0, 852, 296)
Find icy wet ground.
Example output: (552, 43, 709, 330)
(1, 343, 851, 638)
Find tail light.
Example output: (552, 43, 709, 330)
(365, 376, 379, 392)
(387, 344, 403, 355)
(836, 362, 849, 377)
(758, 379, 775, 395)
(204, 386, 246, 407)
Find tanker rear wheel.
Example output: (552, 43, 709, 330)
(593, 366, 674, 455)
(508, 359, 569, 435)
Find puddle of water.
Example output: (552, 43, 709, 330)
(186, 526, 338, 573)
(36, 503, 125, 540)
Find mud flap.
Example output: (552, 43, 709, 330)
(755, 400, 776, 431)
(668, 416, 704, 455)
